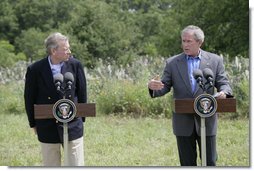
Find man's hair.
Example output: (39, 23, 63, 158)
(44, 32, 69, 54)
(181, 25, 205, 43)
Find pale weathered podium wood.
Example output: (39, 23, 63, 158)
(173, 98, 236, 113)
(34, 103, 96, 119)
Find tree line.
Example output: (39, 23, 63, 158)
(0, 0, 249, 68)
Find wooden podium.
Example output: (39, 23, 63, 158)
(34, 102, 96, 166)
(173, 97, 236, 166)
(34, 103, 96, 119)
(173, 98, 236, 113)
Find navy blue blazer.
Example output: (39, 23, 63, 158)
(24, 56, 87, 143)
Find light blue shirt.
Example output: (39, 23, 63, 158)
(186, 51, 201, 92)
(48, 56, 64, 76)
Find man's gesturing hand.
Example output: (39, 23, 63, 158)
(148, 75, 164, 90)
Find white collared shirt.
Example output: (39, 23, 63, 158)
(48, 56, 64, 76)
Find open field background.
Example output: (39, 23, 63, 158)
(0, 55, 250, 167)
(0, 114, 249, 166)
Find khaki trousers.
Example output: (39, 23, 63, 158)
(40, 136, 84, 166)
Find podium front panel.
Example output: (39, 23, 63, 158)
(34, 103, 96, 119)
(173, 98, 236, 113)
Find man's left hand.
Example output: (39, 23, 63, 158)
(216, 91, 227, 99)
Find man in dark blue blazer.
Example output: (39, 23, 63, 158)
(24, 32, 87, 166)
(148, 25, 233, 166)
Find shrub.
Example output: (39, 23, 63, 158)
(224, 56, 249, 119)
(93, 78, 172, 118)
(86, 57, 173, 118)
(88, 55, 249, 118)
(0, 82, 25, 115)
(0, 55, 249, 119)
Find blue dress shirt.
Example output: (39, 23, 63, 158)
(186, 53, 201, 92)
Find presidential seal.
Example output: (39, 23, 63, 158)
(53, 99, 77, 123)
(194, 94, 217, 118)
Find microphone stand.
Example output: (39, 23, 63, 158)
(200, 95, 206, 166)
(63, 94, 69, 166)
(196, 79, 207, 166)
(198, 80, 213, 166)
(56, 85, 69, 166)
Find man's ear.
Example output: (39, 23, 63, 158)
(199, 40, 204, 47)
(50, 48, 56, 56)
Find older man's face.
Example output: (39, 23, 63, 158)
(181, 32, 202, 57)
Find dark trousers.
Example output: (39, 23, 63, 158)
(176, 129, 217, 166)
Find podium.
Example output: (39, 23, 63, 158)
(34, 102, 96, 166)
(34, 103, 96, 119)
(173, 97, 236, 166)
(173, 98, 236, 114)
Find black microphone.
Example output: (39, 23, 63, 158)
(203, 68, 214, 86)
(64, 72, 74, 90)
(53, 73, 63, 91)
(193, 69, 204, 90)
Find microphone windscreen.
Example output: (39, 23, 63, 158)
(193, 69, 203, 79)
(64, 72, 74, 82)
(53, 73, 63, 83)
(203, 68, 214, 79)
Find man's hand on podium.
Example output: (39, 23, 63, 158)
(213, 91, 226, 99)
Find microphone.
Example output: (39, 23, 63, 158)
(53, 73, 63, 91)
(203, 68, 214, 86)
(64, 72, 74, 90)
(193, 69, 204, 89)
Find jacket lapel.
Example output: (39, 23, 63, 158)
(40, 57, 56, 93)
(61, 62, 67, 75)
(176, 54, 193, 96)
(199, 50, 211, 71)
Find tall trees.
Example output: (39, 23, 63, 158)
(14, 28, 47, 62)
(14, 0, 75, 32)
(0, 40, 25, 67)
(170, 0, 248, 58)
(61, 0, 140, 67)
(0, 0, 249, 68)
(0, 0, 19, 43)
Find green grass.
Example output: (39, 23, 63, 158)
(0, 114, 249, 166)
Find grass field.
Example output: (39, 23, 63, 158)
(0, 114, 249, 167)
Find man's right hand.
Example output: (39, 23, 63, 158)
(148, 75, 164, 90)
(32, 127, 37, 135)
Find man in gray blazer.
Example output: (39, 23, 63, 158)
(148, 25, 232, 166)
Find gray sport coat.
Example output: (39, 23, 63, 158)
(149, 49, 233, 136)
